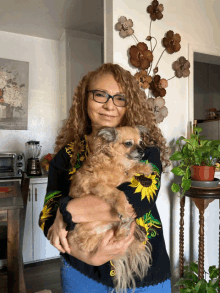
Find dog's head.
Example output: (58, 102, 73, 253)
(94, 126, 148, 162)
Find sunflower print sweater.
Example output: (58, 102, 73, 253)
(38, 137, 171, 288)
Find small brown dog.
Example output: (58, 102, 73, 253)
(67, 126, 152, 293)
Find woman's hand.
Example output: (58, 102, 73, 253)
(89, 220, 136, 266)
(47, 208, 71, 255)
(48, 206, 136, 266)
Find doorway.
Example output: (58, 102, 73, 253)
(187, 43, 220, 138)
(194, 52, 220, 140)
(187, 43, 220, 278)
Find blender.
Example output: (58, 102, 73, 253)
(26, 141, 42, 176)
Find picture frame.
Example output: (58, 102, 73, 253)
(0, 57, 29, 130)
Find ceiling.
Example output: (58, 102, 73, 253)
(0, 0, 104, 41)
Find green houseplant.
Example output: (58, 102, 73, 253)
(175, 261, 219, 293)
(170, 126, 220, 196)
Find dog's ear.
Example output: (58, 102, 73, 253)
(135, 125, 149, 136)
(97, 127, 118, 143)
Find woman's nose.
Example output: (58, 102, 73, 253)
(103, 97, 116, 110)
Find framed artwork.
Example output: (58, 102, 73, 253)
(0, 58, 29, 130)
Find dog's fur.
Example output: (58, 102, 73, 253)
(67, 126, 153, 293)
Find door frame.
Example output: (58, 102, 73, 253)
(187, 43, 220, 138)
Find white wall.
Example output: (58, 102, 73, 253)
(0, 30, 61, 161)
(104, 0, 220, 291)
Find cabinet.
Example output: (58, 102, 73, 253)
(22, 177, 60, 264)
(197, 120, 220, 140)
(59, 29, 103, 120)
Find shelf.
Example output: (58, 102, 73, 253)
(197, 118, 220, 123)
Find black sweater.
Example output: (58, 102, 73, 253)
(38, 137, 171, 288)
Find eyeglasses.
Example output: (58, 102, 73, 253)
(87, 90, 127, 107)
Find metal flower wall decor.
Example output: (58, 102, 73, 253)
(115, 0, 191, 123)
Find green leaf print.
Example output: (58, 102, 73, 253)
(143, 211, 161, 226)
(140, 159, 149, 164)
(44, 191, 62, 205)
(75, 162, 81, 169)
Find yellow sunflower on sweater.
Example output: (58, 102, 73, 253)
(136, 211, 162, 244)
(39, 191, 62, 231)
(129, 161, 160, 202)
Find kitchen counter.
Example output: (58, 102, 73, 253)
(0, 174, 48, 184)
(26, 174, 48, 184)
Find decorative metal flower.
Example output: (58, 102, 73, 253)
(158, 78, 168, 89)
(115, 2, 190, 124)
(115, 16, 134, 38)
(146, 97, 168, 123)
(129, 42, 153, 70)
(134, 70, 152, 89)
(155, 106, 168, 123)
(146, 0, 164, 21)
(172, 56, 190, 78)
(162, 30, 181, 54)
(149, 75, 166, 97)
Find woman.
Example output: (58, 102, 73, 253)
(39, 63, 171, 293)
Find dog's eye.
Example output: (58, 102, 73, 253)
(123, 141, 133, 148)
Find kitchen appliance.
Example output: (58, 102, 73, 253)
(0, 153, 25, 179)
(26, 141, 42, 176)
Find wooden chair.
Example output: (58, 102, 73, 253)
(0, 173, 30, 293)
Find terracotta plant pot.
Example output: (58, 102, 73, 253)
(190, 166, 216, 181)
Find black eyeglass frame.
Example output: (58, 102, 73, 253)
(87, 90, 127, 107)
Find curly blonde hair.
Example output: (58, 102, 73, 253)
(54, 63, 171, 171)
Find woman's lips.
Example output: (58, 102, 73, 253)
(99, 113, 116, 118)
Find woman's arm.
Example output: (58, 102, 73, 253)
(39, 147, 136, 238)
(47, 208, 136, 266)
(118, 147, 162, 218)
(66, 195, 136, 223)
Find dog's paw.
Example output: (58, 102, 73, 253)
(138, 164, 152, 175)
(116, 206, 128, 221)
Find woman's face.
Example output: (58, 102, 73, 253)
(87, 74, 126, 132)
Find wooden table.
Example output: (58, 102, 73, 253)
(179, 186, 220, 292)
(0, 181, 26, 293)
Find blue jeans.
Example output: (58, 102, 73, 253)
(60, 255, 171, 293)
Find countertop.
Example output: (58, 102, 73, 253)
(0, 174, 48, 184)
(0, 181, 24, 210)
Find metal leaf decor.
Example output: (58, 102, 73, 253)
(115, 0, 191, 123)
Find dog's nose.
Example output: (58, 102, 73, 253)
(137, 146, 144, 157)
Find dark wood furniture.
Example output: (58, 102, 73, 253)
(0, 174, 30, 293)
(179, 186, 220, 292)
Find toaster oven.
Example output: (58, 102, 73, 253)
(0, 153, 25, 179)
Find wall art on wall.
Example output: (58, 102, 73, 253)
(0, 58, 29, 130)
(115, 0, 191, 124)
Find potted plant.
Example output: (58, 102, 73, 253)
(170, 126, 220, 196)
(174, 261, 219, 292)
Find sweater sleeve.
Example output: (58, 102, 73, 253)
(117, 147, 162, 219)
(38, 147, 72, 238)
